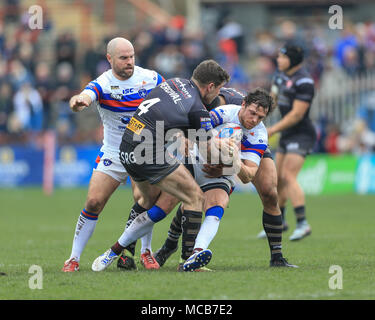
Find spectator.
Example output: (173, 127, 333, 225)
(0, 82, 14, 133)
(352, 92, 375, 153)
(8, 59, 34, 91)
(12, 81, 43, 133)
(52, 62, 79, 143)
(153, 44, 186, 79)
(34, 61, 54, 130)
(55, 31, 76, 68)
(217, 18, 245, 55)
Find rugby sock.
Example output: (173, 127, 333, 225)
(194, 206, 224, 250)
(140, 228, 153, 254)
(70, 209, 99, 262)
(112, 206, 166, 255)
(147, 205, 167, 222)
(124, 202, 147, 256)
(113, 211, 155, 255)
(280, 206, 286, 224)
(164, 205, 183, 250)
(262, 211, 283, 261)
(140, 206, 166, 252)
(181, 210, 202, 260)
(294, 205, 306, 224)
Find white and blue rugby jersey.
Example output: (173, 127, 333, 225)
(82, 66, 164, 152)
(210, 104, 268, 166)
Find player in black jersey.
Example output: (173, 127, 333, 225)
(153, 87, 296, 269)
(91, 60, 230, 271)
(267, 42, 316, 241)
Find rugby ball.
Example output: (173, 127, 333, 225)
(212, 123, 242, 166)
(213, 122, 243, 143)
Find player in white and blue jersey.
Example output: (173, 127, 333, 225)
(182, 88, 297, 271)
(62, 38, 164, 272)
(155, 88, 298, 270)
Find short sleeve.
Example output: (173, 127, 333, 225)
(156, 73, 165, 85)
(82, 80, 103, 102)
(209, 106, 232, 128)
(294, 78, 314, 103)
(240, 126, 268, 165)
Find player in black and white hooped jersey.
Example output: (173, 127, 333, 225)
(267, 41, 316, 241)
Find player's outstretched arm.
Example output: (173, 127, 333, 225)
(69, 93, 92, 112)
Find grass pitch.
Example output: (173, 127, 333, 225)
(0, 188, 374, 300)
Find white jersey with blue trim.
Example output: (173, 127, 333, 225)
(82, 66, 164, 153)
(210, 104, 268, 166)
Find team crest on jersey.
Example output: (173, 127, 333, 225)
(138, 88, 148, 98)
(103, 159, 112, 166)
(120, 116, 131, 124)
(111, 86, 120, 90)
(286, 80, 293, 88)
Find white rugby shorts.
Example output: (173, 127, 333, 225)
(93, 147, 129, 183)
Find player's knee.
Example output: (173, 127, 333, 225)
(156, 195, 179, 214)
(279, 170, 292, 186)
(189, 187, 204, 209)
(280, 171, 295, 186)
(138, 192, 160, 209)
(85, 197, 104, 214)
(260, 186, 278, 209)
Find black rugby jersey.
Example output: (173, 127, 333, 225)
(123, 78, 212, 144)
(206, 87, 245, 111)
(271, 67, 315, 137)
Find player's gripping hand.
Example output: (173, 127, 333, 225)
(213, 137, 239, 166)
(69, 94, 91, 112)
(202, 163, 224, 178)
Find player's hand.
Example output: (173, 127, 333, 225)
(267, 127, 275, 137)
(213, 137, 235, 154)
(70, 95, 90, 112)
(202, 163, 224, 178)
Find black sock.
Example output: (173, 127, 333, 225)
(181, 210, 202, 260)
(280, 206, 286, 224)
(294, 205, 306, 224)
(164, 205, 183, 250)
(124, 202, 147, 256)
(262, 211, 283, 261)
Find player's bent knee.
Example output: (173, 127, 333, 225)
(261, 187, 278, 208)
(184, 187, 204, 210)
(85, 197, 104, 214)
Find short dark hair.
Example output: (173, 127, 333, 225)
(192, 59, 230, 87)
(243, 87, 275, 116)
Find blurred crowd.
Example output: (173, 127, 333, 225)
(0, 1, 375, 154)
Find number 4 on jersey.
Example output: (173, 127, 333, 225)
(138, 98, 160, 116)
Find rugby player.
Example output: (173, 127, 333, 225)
(265, 41, 316, 241)
(155, 88, 297, 270)
(62, 38, 165, 272)
(91, 60, 231, 272)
